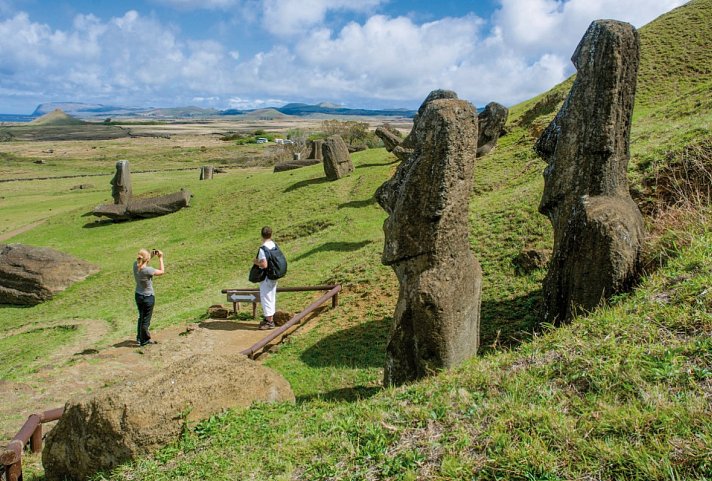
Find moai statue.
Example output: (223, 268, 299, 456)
(375, 125, 402, 152)
(376, 91, 482, 387)
(110, 160, 131, 204)
(535, 20, 644, 324)
(477, 102, 508, 156)
(307, 139, 324, 160)
(200, 165, 213, 180)
(322, 135, 354, 180)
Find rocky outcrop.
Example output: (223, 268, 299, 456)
(93, 190, 192, 221)
(43, 354, 294, 481)
(110, 160, 131, 204)
(0, 244, 99, 305)
(375, 125, 402, 152)
(477, 102, 509, 156)
(376, 92, 482, 387)
(306, 139, 324, 160)
(322, 135, 354, 180)
(535, 20, 644, 324)
(199, 165, 213, 180)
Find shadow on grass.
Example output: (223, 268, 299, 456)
(83, 219, 116, 229)
(112, 340, 137, 348)
(358, 160, 399, 168)
(479, 288, 543, 354)
(283, 177, 329, 193)
(300, 317, 389, 369)
(198, 320, 259, 331)
(298, 385, 382, 403)
(338, 197, 377, 209)
(293, 240, 373, 261)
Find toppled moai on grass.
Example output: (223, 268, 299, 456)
(43, 354, 294, 481)
(322, 135, 354, 180)
(93, 160, 191, 221)
(535, 20, 644, 324)
(376, 91, 482, 387)
(0, 244, 99, 305)
(477, 102, 509, 156)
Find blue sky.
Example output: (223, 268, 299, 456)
(0, 0, 687, 113)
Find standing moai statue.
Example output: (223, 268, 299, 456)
(307, 139, 324, 160)
(322, 135, 354, 181)
(110, 160, 131, 204)
(376, 90, 482, 387)
(535, 20, 644, 324)
(476, 102, 508, 156)
(200, 165, 213, 180)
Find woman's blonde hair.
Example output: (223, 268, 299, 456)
(137, 249, 151, 268)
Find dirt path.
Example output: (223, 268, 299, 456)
(0, 315, 299, 441)
(0, 220, 45, 242)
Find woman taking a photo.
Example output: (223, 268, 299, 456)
(133, 248, 165, 346)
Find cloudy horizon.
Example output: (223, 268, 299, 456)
(0, 0, 688, 114)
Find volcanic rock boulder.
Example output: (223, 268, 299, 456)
(110, 160, 131, 204)
(93, 190, 192, 221)
(534, 20, 644, 324)
(199, 165, 213, 180)
(375, 125, 402, 152)
(376, 93, 482, 387)
(322, 135, 354, 180)
(307, 139, 324, 160)
(0, 244, 99, 305)
(477, 102, 509, 156)
(43, 354, 295, 481)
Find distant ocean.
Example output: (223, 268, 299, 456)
(0, 114, 36, 122)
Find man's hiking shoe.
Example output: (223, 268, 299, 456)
(140, 339, 158, 346)
(258, 320, 275, 330)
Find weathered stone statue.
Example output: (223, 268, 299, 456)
(375, 125, 402, 152)
(535, 20, 644, 324)
(376, 91, 482, 386)
(306, 139, 324, 160)
(199, 165, 213, 180)
(110, 160, 131, 204)
(477, 102, 508, 156)
(322, 135, 354, 180)
(93, 190, 192, 221)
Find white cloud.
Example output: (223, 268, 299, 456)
(151, 0, 239, 10)
(0, 1, 691, 114)
(261, 0, 384, 36)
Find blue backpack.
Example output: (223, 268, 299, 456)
(261, 244, 288, 280)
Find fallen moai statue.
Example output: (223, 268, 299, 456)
(273, 158, 320, 173)
(0, 244, 99, 305)
(43, 353, 295, 481)
(322, 135, 354, 180)
(93, 160, 191, 220)
(477, 102, 509, 156)
(376, 90, 482, 387)
(535, 20, 644, 324)
(93, 190, 191, 221)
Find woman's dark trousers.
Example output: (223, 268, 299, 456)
(135, 293, 155, 344)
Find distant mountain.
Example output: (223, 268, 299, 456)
(220, 102, 416, 118)
(29, 109, 86, 126)
(31, 102, 143, 117)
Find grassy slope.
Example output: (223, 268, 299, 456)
(1, 1, 709, 479)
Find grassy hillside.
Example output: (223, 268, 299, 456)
(1, 1, 710, 479)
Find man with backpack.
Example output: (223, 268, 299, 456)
(253, 226, 287, 330)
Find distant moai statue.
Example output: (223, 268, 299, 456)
(476, 102, 508, 156)
(307, 140, 324, 160)
(200, 166, 213, 180)
(535, 20, 644, 324)
(110, 160, 131, 204)
(321, 135, 354, 180)
(376, 90, 482, 387)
